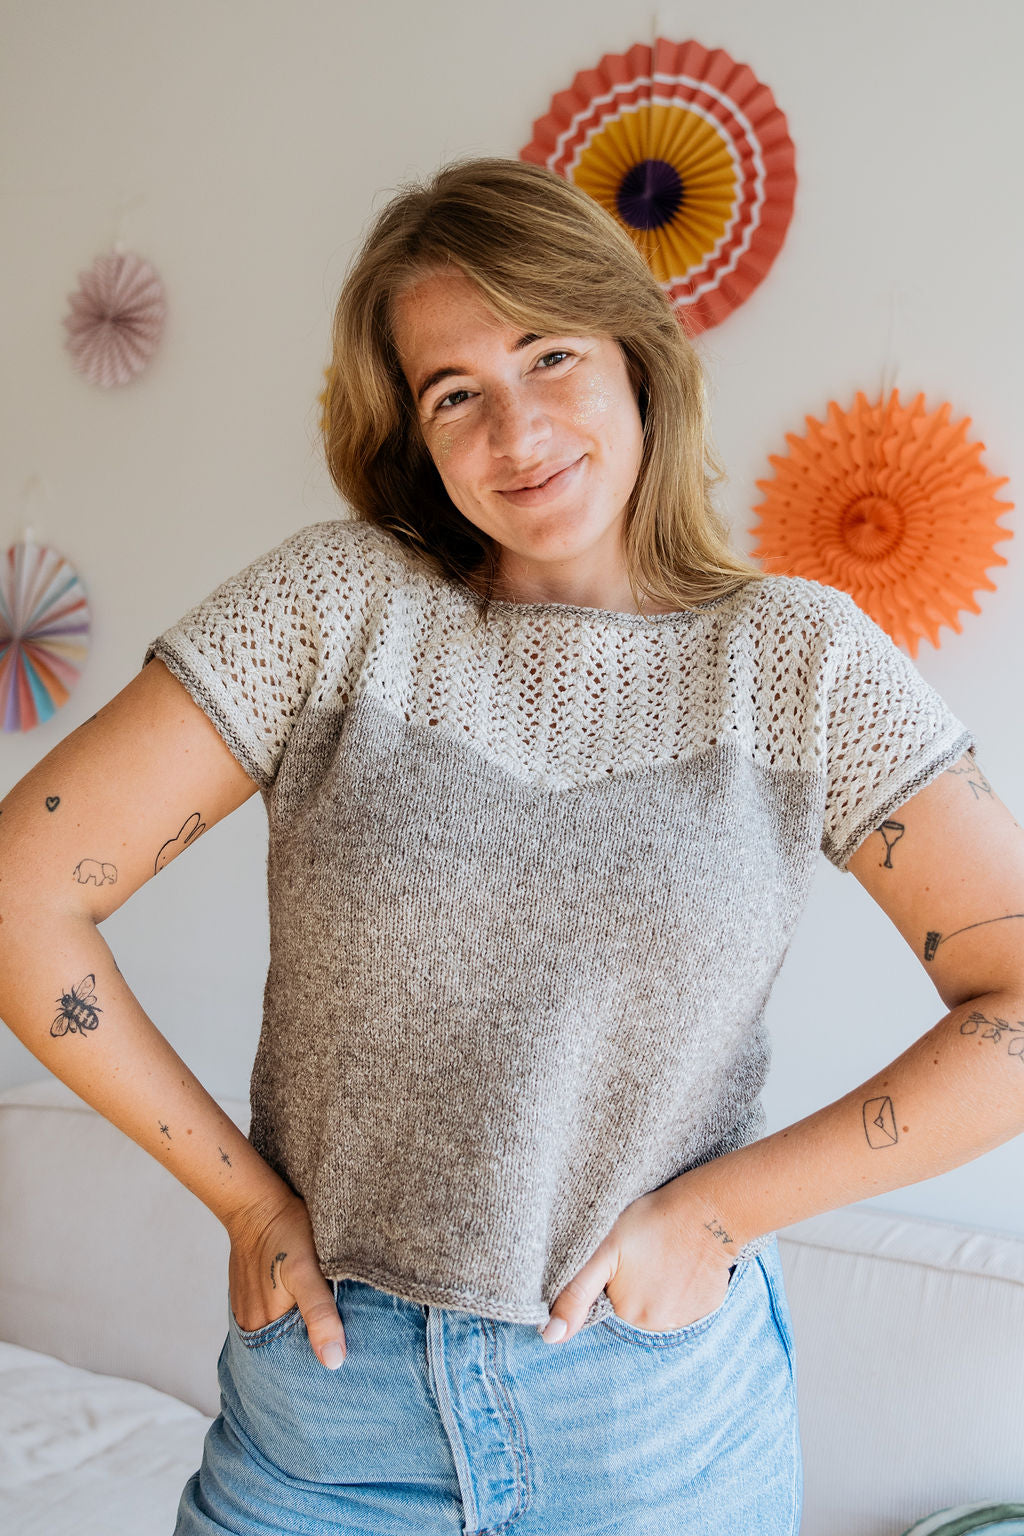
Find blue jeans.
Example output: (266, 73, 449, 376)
(175, 1237, 801, 1535)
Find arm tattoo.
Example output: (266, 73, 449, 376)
(948, 757, 994, 800)
(874, 820, 905, 868)
(924, 913, 1024, 961)
(154, 812, 207, 875)
(863, 1095, 898, 1148)
(45, 795, 60, 812)
(703, 1218, 734, 1244)
(51, 976, 101, 1037)
(218, 1146, 232, 1165)
(270, 1251, 287, 1289)
(73, 859, 118, 887)
(159, 1122, 172, 1138)
(960, 1009, 1024, 1061)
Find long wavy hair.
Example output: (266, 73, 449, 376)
(323, 156, 764, 614)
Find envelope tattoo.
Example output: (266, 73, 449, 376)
(863, 1095, 898, 1148)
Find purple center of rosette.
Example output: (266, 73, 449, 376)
(615, 159, 685, 230)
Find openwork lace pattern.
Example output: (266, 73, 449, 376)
(148, 517, 971, 865)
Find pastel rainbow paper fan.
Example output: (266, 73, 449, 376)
(521, 38, 796, 334)
(63, 249, 166, 387)
(0, 541, 90, 731)
(750, 390, 1014, 656)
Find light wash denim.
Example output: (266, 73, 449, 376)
(174, 1236, 801, 1535)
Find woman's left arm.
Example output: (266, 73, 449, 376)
(542, 749, 1024, 1341)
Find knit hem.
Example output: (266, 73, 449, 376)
(144, 637, 273, 792)
(321, 1260, 617, 1328)
(827, 726, 976, 871)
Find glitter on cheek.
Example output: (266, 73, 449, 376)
(571, 374, 614, 426)
(434, 431, 455, 464)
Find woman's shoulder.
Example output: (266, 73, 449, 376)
(727, 571, 875, 649)
(264, 515, 443, 611)
(275, 515, 418, 577)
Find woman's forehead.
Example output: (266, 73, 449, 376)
(391, 269, 614, 389)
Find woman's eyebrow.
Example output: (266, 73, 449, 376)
(415, 334, 543, 404)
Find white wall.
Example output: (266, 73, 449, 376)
(2, 0, 1022, 1235)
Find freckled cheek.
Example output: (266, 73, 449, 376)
(428, 434, 488, 512)
(567, 374, 618, 428)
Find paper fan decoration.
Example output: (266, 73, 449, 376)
(63, 249, 166, 387)
(750, 390, 1014, 656)
(0, 540, 90, 731)
(521, 38, 796, 334)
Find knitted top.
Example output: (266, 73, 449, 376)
(145, 517, 974, 1329)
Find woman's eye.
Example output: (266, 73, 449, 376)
(435, 388, 472, 412)
(536, 350, 571, 370)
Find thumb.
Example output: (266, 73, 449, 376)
(540, 1244, 617, 1345)
(284, 1250, 348, 1369)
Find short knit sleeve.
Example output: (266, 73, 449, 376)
(143, 532, 320, 790)
(820, 588, 975, 871)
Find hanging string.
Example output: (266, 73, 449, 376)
(111, 191, 146, 255)
(879, 284, 902, 404)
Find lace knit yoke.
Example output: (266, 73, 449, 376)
(146, 517, 973, 1328)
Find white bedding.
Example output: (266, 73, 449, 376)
(0, 1341, 212, 1536)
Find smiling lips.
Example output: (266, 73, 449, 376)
(498, 456, 584, 505)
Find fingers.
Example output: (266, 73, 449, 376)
(302, 1292, 347, 1369)
(539, 1247, 616, 1345)
(229, 1193, 350, 1369)
(284, 1250, 348, 1369)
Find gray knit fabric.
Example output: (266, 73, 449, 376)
(145, 517, 974, 1329)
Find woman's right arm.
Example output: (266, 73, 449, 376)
(0, 656, 347, 1366)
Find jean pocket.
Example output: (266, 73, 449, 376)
(227, 1293, 303, 1348)
(600, 1259, 749, 1348)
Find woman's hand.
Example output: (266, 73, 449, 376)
(227, 1190, 348, 1369)
(539, 1180, 735, 1344)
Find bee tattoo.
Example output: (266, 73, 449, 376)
(51, 975, 102, 1038)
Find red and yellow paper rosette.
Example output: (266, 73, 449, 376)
(521, 38, 796, 334)
(0, 540, 90, 731)
(750, 390, 1014, 656)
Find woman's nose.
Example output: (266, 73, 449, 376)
(486, 387, 551, 459)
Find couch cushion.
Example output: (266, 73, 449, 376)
(900, 1504, 1024, 1535)
(0, 1340, 211, 1535)
(0, 1078, 249, 1416)
(778, 1208, 1024, 1536)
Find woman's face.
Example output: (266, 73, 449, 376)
(392, 268, 645, 587)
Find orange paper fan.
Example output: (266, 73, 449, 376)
(521, 38, 797, 334)
(750, 390, 1013, 656)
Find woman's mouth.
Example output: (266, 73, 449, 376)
(497, 457, 584, 506)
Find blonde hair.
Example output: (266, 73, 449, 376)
(323, 156, 764, 612)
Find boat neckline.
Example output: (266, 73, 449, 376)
(449, 577, 747, 625)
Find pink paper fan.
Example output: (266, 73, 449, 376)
(63, 249, 166, 387)
(0, 541, 90, 731)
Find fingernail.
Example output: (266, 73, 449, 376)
(321, 1340, 346, 1369)
(540, 1316, 568, 1343)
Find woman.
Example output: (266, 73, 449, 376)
(2, 157, 1023, 1536)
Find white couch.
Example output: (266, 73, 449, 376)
(0, 1078, 1021, 1535)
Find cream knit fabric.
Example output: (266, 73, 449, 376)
(145, 517, 974, 1328)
